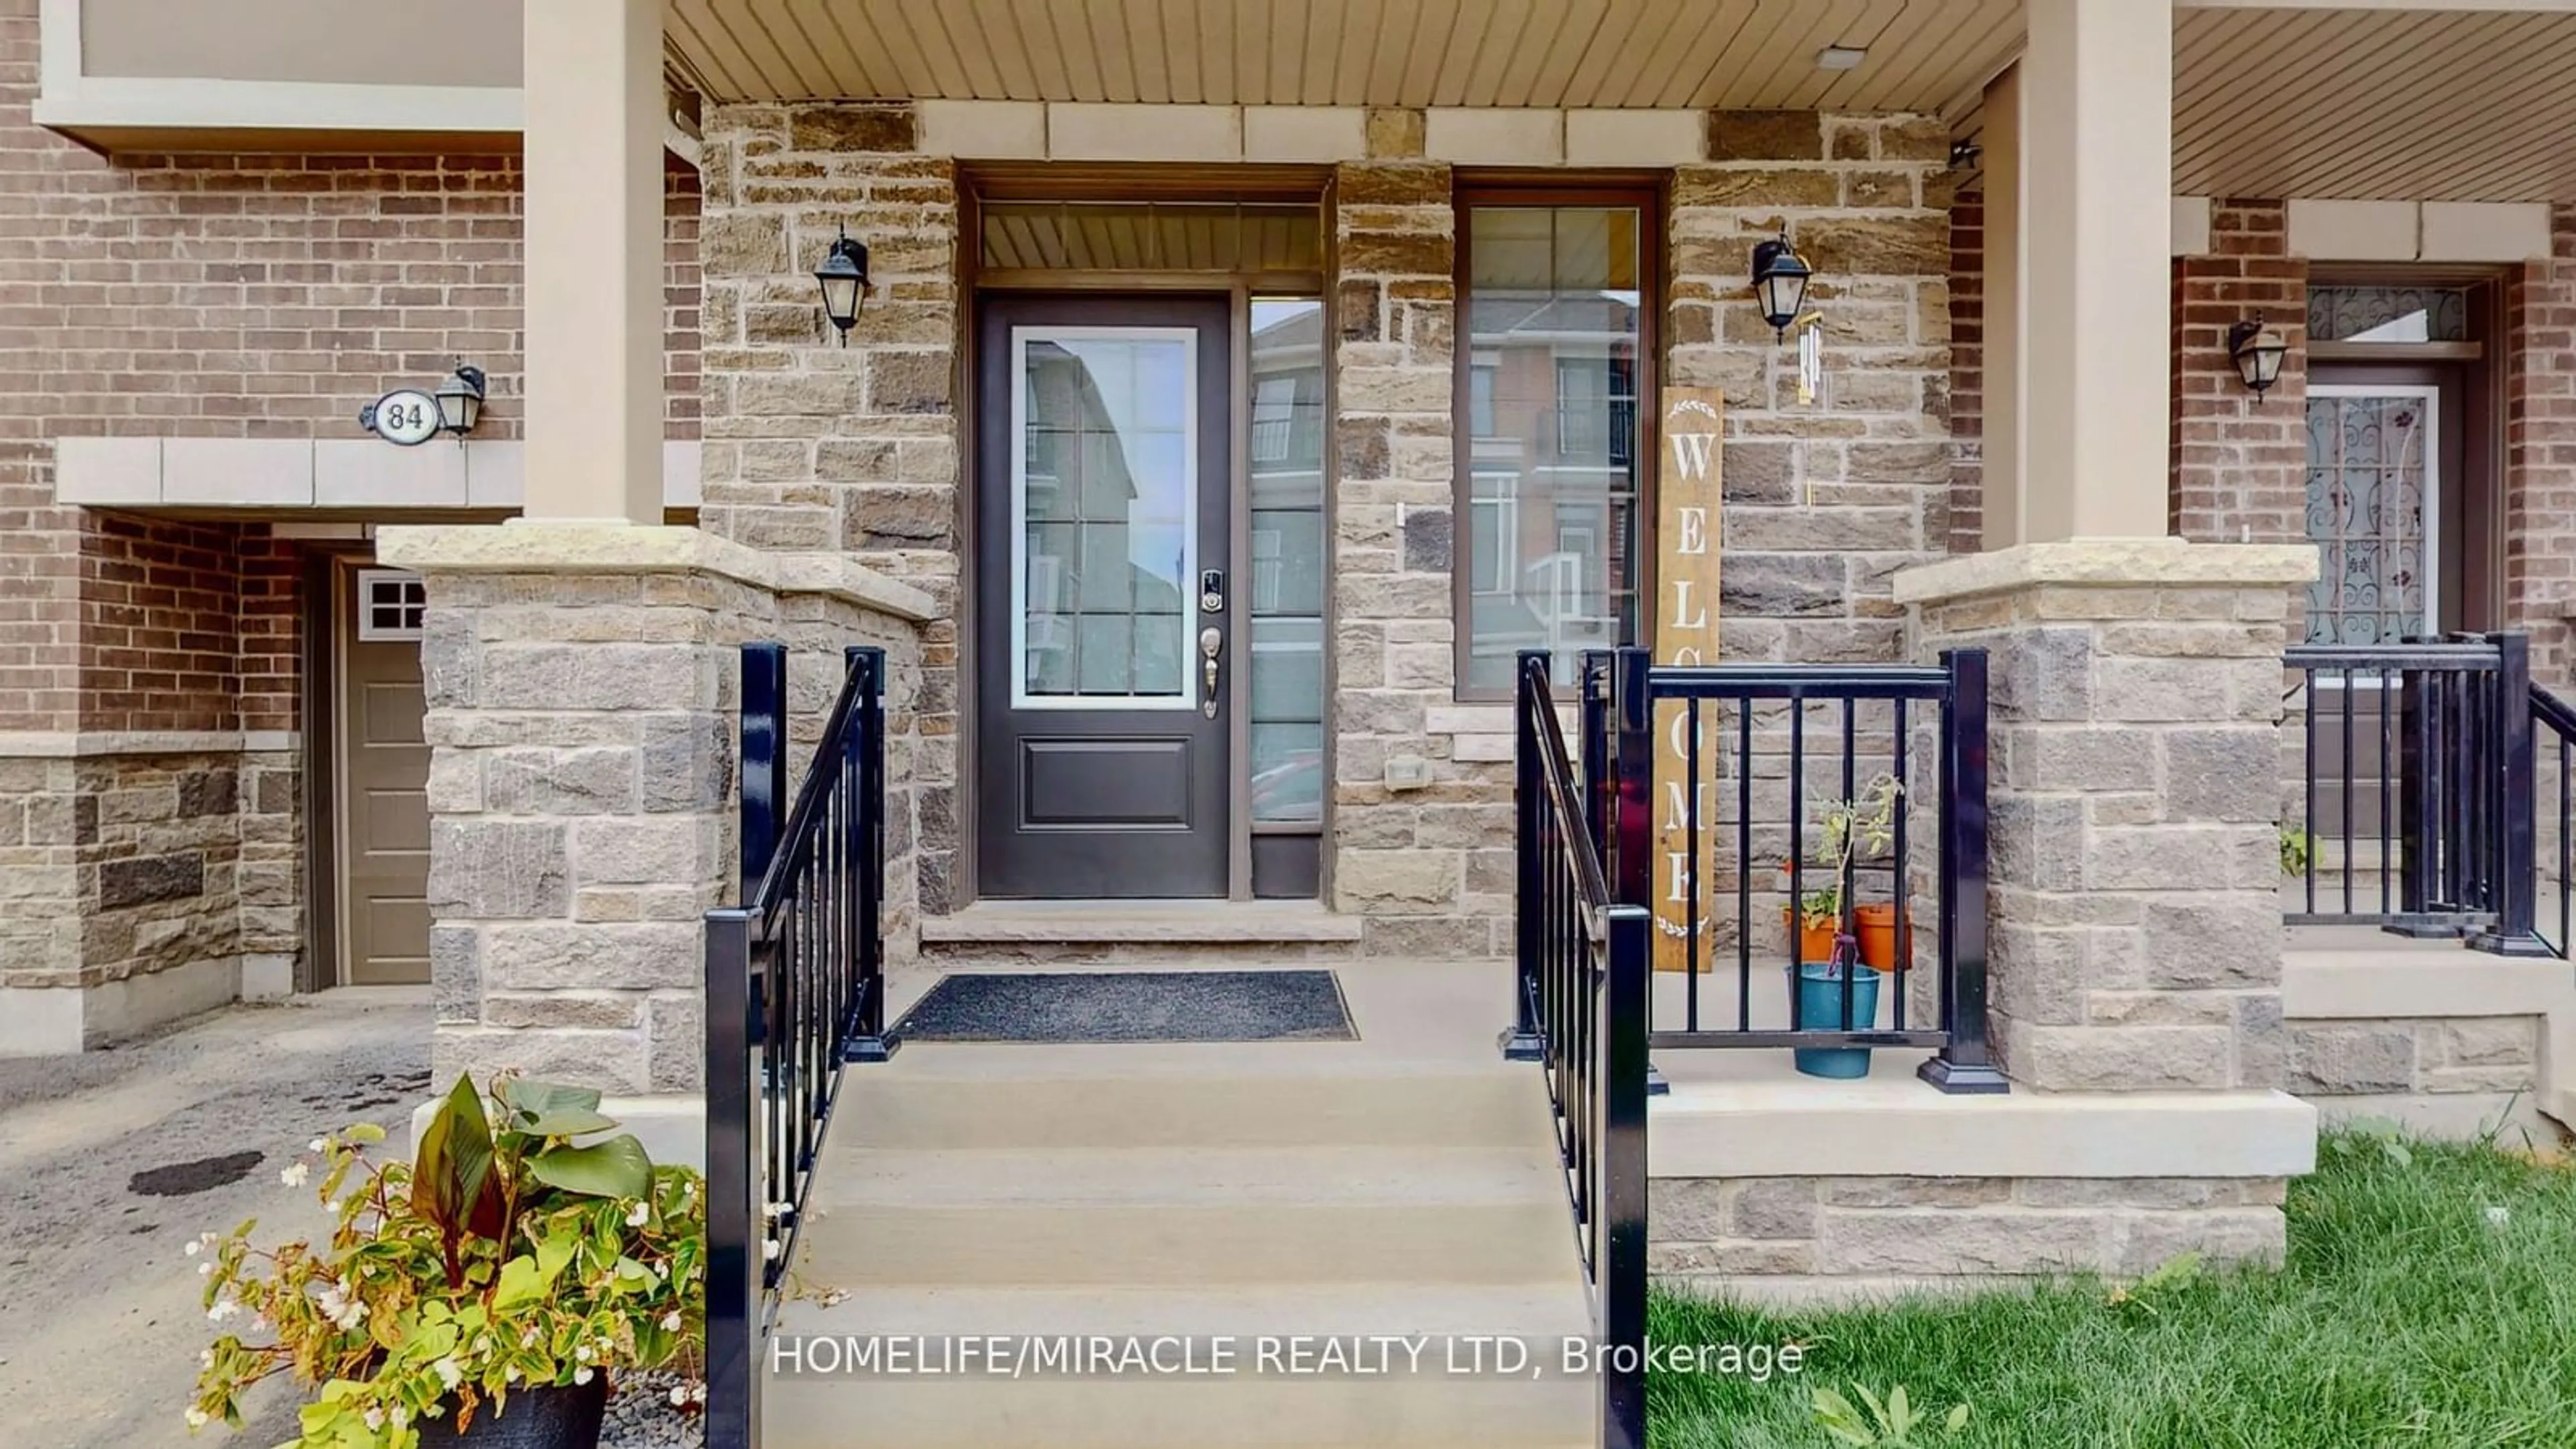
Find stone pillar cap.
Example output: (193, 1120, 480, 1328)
(1895, 538, 2320, 606)
(377, 522, 940, 623)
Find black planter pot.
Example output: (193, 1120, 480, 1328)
(412, 1377, 610, 1449)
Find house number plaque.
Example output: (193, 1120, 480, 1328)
(1652, 388, 1725, 973)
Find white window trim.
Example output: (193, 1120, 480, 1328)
(354, 568, 427, 643)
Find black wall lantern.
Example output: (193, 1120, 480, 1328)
(1750, 233, 1814, 340)
(2228, 315, 2290, 402)
(814, 228, 870, 343)
(433, 362, 486, 438)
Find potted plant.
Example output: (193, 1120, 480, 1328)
(1778, 775, 1904, 1079)
(186, 1074, 706, 1448)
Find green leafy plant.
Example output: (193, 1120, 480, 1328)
(2322, 1115, 2416, 1169)
(2279, 822, 2316, 877)
(2106, 1250, 2205, 1317)
(187, 1074, 705, 1448)
(1784, 774, 1906, 928)
(1813, 1383, 1971, 1446)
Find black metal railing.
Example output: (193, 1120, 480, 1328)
(2535, 683, 2576, 957)
(1567, 645, 2004, 1093)
(704, 644, 896, 1449)
(2284, 634, 2549, 954)
(1505, 651, 1648, 1449)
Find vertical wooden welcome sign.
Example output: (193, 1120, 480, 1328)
(1654, 389, 1724, 973)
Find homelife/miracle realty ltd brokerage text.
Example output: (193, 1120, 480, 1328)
(771, 1335, 1805, 1381)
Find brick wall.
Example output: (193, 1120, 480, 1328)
(2504, 206, 2576, 686)
(1947, 189, 1984, 554)
(2171, 201, 2308, 546)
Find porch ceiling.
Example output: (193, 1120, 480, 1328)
(663, 0, 2024, 113)
(2173, 6, 2576, 203)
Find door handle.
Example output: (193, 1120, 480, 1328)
(1199, 627, 1224, 720)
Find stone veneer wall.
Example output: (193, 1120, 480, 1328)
(1326, 139, 1484, 956)
(694, 102, 962, 919)
(417, 551, 925, 1093)
(1651, 1174, 2286, 1292)
(2288, 1015, 2540, 1104)
(1911, 569, 2298, 1092)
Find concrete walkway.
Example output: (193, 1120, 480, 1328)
(0, 991, 429, 1449)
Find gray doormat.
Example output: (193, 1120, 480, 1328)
(892, 970, 1356, 1044)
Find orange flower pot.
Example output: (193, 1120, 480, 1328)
(1782, 906, 1839, 965)
(1854, 903, 1903, 972)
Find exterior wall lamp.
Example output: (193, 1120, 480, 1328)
(2228, 315, 2290, 402)
(433, 363, 487, 437)
(814, 228, 871, 343)
(1751, 233, 1814, 340)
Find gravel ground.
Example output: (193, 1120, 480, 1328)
(602, 1372, 706, 1448)
(0, 991, 429, 1449)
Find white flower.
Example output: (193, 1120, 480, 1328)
(573, 1367, 594, 1386)
(197, 1262, 213, 1277)
(315, 1281, 366, 1332)
(521, 1328, 541, 1348)
(184, 1240, 201, 1257)
(661, 1310, 682, 1332)
(474, 1336, 492, 1353)
(207, 1297, 242, 1324)
(504, 1366, 520, 1384)
(248, 1315, 268, 1334)
(389, 1407, 408, 1430)
(2485, 1205, 2512, 1228)
(432, 1356, 462, 1390)
(763, 1238, 781, 1262)
(575, 1344, 594, 1362)
(199, 1350, 215, 1370)
(308, 1138, 328, 1153)
(323, 1199, 341, 1216)
(626, 1201, 652, 1228)
(362, 1408, 385, 1432)
(184, 1407, 210, 1429)
(669, 1385, 690, 1407)
(278, 1163, 309, 1189)
(686, 1382, 705, 1405)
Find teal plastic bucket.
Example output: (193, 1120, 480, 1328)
(1790, 962, 1881, 1079)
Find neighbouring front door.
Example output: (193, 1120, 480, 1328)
(337, 566, 433, 985)
(975, 294, 1233, 898)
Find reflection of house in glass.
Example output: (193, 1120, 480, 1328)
(1248, 300, 1327, 826)
(1021, 337, 1190, 698)
(1464, 288, 1642, 694)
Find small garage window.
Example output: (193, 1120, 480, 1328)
(356, 570, 427, 641)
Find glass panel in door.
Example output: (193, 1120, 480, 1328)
(1015, 331, 1197, 708)
(2305, 386, 2437, 645)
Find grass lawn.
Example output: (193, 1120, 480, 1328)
(1648, 1130, 2576, 1448)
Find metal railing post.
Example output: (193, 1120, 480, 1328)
(1608, 647, 1655, 911)
(847, 647, 902, 1059)
(1580, 650, 1613, 866)
(1597, 902, 1652, 1449)
(1505, 650, 1551, 1061)
(2473, 633, 2551, 955)
(701, 906, 761, 1449)
(1919, 648, 2006, 1094)
(740, 643, 787, 903)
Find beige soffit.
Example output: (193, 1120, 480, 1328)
(52, 438, 706, 513)
(665, 0, 2023, 111)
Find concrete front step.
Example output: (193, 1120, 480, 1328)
(763, 1285, 1599, 1449)
(838, 1060, 1557, 1152)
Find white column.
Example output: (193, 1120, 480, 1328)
(1999, 0, 2175, 544)
(522, 0, 665, 525)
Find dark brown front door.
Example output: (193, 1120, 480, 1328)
(975, 294, 1233, 898)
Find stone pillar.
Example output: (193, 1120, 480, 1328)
(1901, 541, 2318, 1091)
(523, 0, 665, 525)
(384, 525, 764, 1094)
(1326, 150, 1476, 956)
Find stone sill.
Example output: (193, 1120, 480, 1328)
(1894, 538, 2320, 607)
(376, 522, 940, 623)
(2284, 949, 2571, 1020)
(1649, 1069, 2316, 1181)
(923, 900, 1364, 945)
